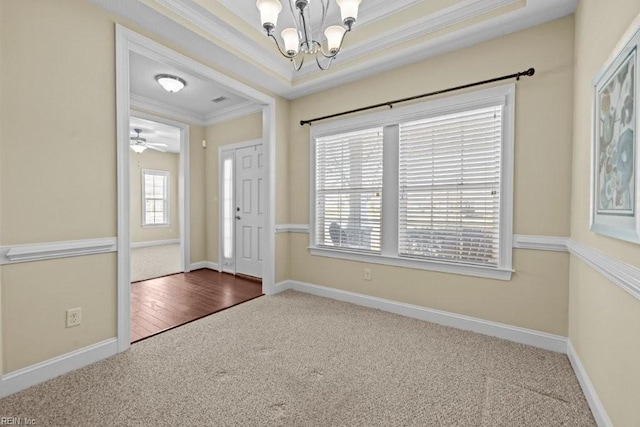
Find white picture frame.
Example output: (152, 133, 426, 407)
(591, 26, 640, 243)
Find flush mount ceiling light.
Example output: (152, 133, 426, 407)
(155, 74, 187, 93)
(256, 0, 362, 71)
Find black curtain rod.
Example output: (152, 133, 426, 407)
(300, 67, 535, 126)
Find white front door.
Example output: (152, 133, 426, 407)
(234, 144, 264, 278)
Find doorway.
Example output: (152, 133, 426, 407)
(219, 140, 264, 280)
(116, 25, 277, 351)
(129, 115, 187, 282)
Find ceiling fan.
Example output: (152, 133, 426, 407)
(130, 128, 168, 153)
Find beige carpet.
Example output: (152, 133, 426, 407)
(0, 291, 595, 426)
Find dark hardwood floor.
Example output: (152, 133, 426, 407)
(130, 269, 263, 343)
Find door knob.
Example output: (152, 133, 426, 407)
(235, 215, 241, 220)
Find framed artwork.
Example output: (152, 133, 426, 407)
(591, 26, 640, 243)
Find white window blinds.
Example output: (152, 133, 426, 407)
(315, 127, 384, 253)
(398, 105, 503, 266)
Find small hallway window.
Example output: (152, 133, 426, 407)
(142, 169, 169, 226)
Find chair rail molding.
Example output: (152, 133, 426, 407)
(567, 239, 640, 302)
(275, 224, 310, 234)
(0, 238, 117, 265)
(513, 235, 569, 252)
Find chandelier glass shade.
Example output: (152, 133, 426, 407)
(255, 0, 362, 71)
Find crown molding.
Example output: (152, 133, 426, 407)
(89, 0, 293, 97)
(204, 101, 264, 125)
(217, 0, 422, 41)
(296, 0, 522, 78)
(131, 93, 206, 125)
(91, 0, 576, 99)
(154, 0, 292, 81)
(131, 93, 262, 126)
(286, 0, 577, 98)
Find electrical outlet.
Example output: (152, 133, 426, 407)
(66, 308, 82, 328)
(364, 268, 372, 281)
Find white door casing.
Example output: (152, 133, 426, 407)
(117, 25, 277, 353)
(235, 144, 264, 278)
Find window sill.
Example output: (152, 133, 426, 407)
(142, 223, 170, 229)
(308, 247, 513, 281)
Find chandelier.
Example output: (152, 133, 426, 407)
(255, 0, 362, 71)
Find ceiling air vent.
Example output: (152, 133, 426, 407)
(211, 96, 228, 103)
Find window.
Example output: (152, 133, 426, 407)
(398, 106, 502, 267)
(310, 85, 514, 280)
(315, 128, 384, 253)
(221, 152, 235, 268)
(142, 170, 169, 226)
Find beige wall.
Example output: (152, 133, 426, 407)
(1, 0, 116, 244)
(2, 255, 117, 373)
(289, 16, 575, 335)
(129, 150, 180, 243)
(0, 0, 117, 374)
(569, 1, 640, 425)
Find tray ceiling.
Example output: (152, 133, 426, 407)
(91, 0, 578, 99)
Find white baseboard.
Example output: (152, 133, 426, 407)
(130, 239, 180, 249)
(275, 280, 568, 353)
(0, 338, 118, 398)
(273, 280, 293, 293)
(567, 341, 612, 427)
(189, 261, 219, 271)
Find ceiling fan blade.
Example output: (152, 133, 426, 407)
(146, 142, 168, 147)
(147, 145, 167, 153)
